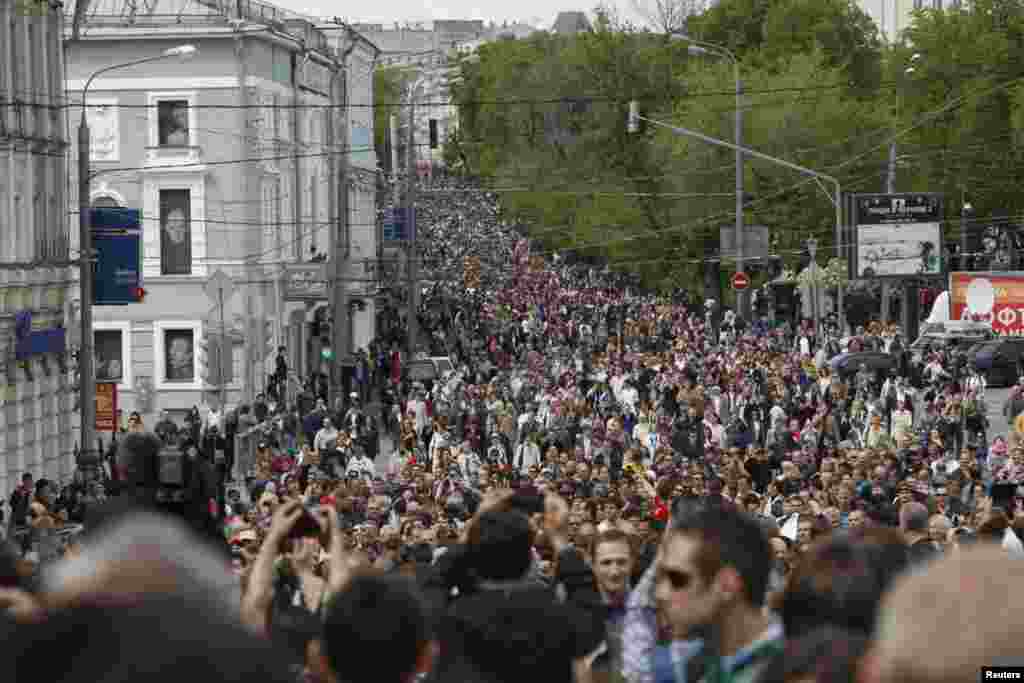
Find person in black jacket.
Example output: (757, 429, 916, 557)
(422, 490, 602, 683)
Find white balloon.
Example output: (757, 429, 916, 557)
(966, 277, 995, 315)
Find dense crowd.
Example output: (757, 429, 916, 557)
(4, 174, 1024, 683)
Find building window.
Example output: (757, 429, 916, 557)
(160, 189, 191, 275)
(157, 100, 190, 146)
(94, 329, 124, 382)
(93, 321, 133, 388)
(162, 328, 195, 382)
(92, 196, 121, 208)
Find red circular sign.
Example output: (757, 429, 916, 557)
(731, 272, 751, 291)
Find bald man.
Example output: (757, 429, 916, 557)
(864, 545, 1024, 683)
(900, 502, 938, 566)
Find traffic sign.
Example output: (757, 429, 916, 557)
(732, 272, 751, 291)
(205, 269, 236, 304)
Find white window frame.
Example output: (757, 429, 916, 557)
(142, 171, 208, 278)
(92, 321, 133, 391)
(84, 97, 121, 163)
(147, 91, 199, 148)
(153, 320, 204, 391)
(90, 181, 126, 207)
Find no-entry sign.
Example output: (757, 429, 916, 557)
(732, 272, 750, 291)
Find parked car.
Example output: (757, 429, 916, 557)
(911, 321, 995, 362)
(402, 355, 454, 391)
(829, 351, 898, 379)
(967, 338, 1024, 387)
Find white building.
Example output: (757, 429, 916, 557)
(0, 0, 77, 495)
(356, 20, 537, 169)
(64, 0, 377, 427)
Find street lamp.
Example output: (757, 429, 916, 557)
(672, 32, 746, 319)
(807, 237, 819, 339)
(77, 44, 197, 473)
(405, 70, 430, 356)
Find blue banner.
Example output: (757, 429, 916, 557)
(91, 208, 141, 306)
(383, 207, 411, 242)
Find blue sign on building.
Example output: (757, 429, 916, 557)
(14, 311, 66, 360)
(383, 207, 415, 242)
(91, 208, 142, 306)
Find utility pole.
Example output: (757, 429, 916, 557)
(217, 287, 227, 408)
(734, 72, 746, 321)
(406, 81, 420, 354)
(881, 142, 896, 322)
(78, 112, 97, 474)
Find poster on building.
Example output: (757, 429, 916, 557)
(949, 271, 1024, 336)
(96, 382, 118, 432)
(91, 207, 142, 305)
(853, 193, 943, 278)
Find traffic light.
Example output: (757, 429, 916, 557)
(429, 119, 438, 149)
(199, 332, 231, 387)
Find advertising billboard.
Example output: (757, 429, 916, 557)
(96, 382, 118, 432)
(91, 207, 142, 305)
(949, 271, 1024, 336)
(853, 194, 943, 278)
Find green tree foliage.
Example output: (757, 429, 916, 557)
(373, 67, 411, 170)
(895, 0, 1024, 223)
(686, 0, 883, 92)
(440, 0, 1024, 293)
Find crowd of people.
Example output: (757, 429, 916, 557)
(3, 173, 1024, 682)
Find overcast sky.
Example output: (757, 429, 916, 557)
(272, 0, 646, 29)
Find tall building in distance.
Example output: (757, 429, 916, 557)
(0, 0, 76, 493)
(857, 0, 963, 43)
(353, 20, 539, 170)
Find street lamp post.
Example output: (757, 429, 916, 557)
(77, 45, 197, 473)
(405, 72, 429, 356)
(629, 106, 845, 335)
(807, 237, 819, 340)
(673, 33, 746, 319)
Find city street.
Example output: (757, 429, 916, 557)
(985, 385, 1014, 443)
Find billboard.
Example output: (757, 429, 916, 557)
(949, 271, 1024, 336)
(91, 208, 142, 305)
(283, 264, 328, 302)
(96, 382, 118, 432)
(853, 194, 943, 278)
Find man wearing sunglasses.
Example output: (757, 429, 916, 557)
(651, 506, 782, 683)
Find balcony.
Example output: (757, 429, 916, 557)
(144, 146, 202, 168)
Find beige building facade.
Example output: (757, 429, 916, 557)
(0, 0, 76, 496)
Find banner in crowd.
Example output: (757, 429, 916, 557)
(949, 271, 1024, 336)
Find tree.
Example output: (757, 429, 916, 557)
(373, 67, 411, 174)
(629, 0, 713, 33)
(895, 0, 1024, 223)
(685, 0, 883, 93)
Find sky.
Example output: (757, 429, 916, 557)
(270, 0, 646, 29)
